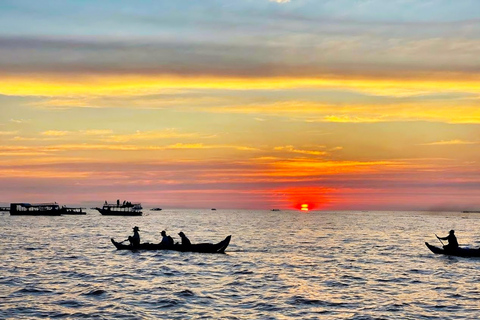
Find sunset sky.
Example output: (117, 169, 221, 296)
(2, 0, 480, 210)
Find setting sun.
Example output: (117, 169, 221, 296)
(301, 204, 309, 211)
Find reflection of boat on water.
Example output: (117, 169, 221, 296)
(150, 208, 162, 211)
(95, 201, 143, 216)
(425, 242, 480, 257)
(10, 203, 62, 216)
(60, 207, 86, 215)
(111, 235, 231, 253)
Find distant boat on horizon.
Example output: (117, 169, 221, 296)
(60, 206, 87, 215)
(95, 200, 143, 216)
(10, 203, 62, 216)
(150, 208, 162, 211)
(271, 209, 280, 211)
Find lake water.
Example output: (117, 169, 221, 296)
(1, 209, 480, 319)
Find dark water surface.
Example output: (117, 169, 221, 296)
(2, 210, 480, 319)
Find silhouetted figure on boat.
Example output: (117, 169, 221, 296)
(128, 226, 140, 247)
(160, 230, 174, 247)
(437, 230, 458, 251)
(178, 231, 191, 247)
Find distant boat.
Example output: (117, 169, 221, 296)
(211, 208, 217, 211)
(271, 209, 280, 211)
(60, 207, 86, 215)
(462, 210, 480, 213)
(150, 208, 162, 211)
(95, 201, 143, 216)
(0, 206, 9, 212)
(10, 203, 62, 216)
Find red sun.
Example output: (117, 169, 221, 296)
(300, 204, 309, 211)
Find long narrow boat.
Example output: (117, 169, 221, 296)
(10, 203, 62, 216)
(425, 242, 480, 257)
(111, 235, 231, 253)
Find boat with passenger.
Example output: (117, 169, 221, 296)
(95, 200, 143, 216)
(10, 203, 62, 216)
(111, 235, 231, 253)
(425, 242, 480, 258)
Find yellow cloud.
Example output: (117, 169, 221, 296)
(0, 169, 91, 178)
(101, 130, 200, 143)
(274, 145, 328, 156)
(2, 73, 480, 98)
(0, 131, 18, 135)
(0, 142, 260, 156)
(41, 130, 70, 136)
(421, 140, 479, 146)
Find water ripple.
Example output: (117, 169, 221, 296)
(2, 210, 480, 319)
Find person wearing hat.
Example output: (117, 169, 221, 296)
(159, 230, 174, 247)
(128, 226, 141, 247)
(178, 231, 191, 247)
(437, 230, 458, 251)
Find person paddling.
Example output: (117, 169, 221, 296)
(128, 226, 140, 247)
(437, 230, 458, 251)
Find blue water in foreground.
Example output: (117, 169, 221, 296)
(2, 209, 480, 319)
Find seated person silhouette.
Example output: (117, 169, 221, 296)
(128, 226, 140, 247)
(178, 231, 191, 247)
(160, 230, 174, 247)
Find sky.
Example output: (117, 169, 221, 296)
(1, 0, 480, 210)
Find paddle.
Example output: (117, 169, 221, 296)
(435, 234, 445, 246)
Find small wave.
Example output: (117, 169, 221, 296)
(252, 302, 281, 311)
(323, 280, 349, 287)
(17, 287, 53, 294)
(340, 275, 365, 281)
(293, 297, 324, 305)
(157, 299, 182, 309)
(84, 289, 107, 296)
(290, 296, 350, 308)
(177, 289, 195, 297)
(376, 278, 406, 283)
(233, 270, 254, 275)
(56, 299, 85, 308)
